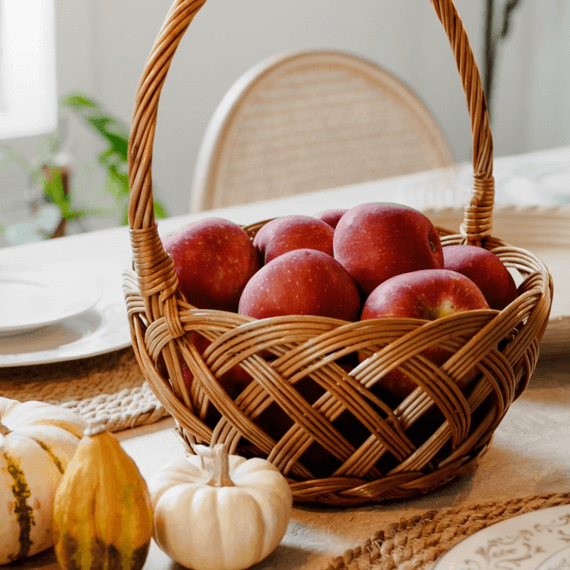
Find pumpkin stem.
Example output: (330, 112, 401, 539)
(195, 443, 235, 487)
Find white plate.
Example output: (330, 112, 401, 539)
(433, 504, 570, 570)
(0, 267, 102, 336)
(0, 261, 131, 367)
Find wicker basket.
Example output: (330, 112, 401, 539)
(124, 0, 553, 506)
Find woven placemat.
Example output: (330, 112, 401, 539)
(0, 347, 170, 432)
(321, 492, 570, 570)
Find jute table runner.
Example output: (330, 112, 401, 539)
(0, 347, 170, 432)
(321, 492, 570, 570)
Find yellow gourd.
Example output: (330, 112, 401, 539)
(149, 443, 293, 570)
(52, 428, 153, 570)
(0, 397, 86, 565)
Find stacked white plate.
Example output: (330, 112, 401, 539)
(0, 261, 131, 367)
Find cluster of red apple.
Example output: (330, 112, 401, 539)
(162, 202, 518, 405)
(162, 203, 520, 473)
(163, 202, 517, 323)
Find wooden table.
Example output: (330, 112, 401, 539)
(2, 146, 570, 570)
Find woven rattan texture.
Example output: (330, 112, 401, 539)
(123, 229, 551, 505)
(191, 50, 454, 212)
(321, 493, 570, 570)
(124, 0, 553, 506)
(0, 348, 169, 432)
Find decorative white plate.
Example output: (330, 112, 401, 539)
(0, 262, 131, 367)
(433, 504, 570, 570)
(0, 267, 102, 336)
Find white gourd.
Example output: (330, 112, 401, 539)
(149, 443, 293, 570)
(0, 397, 87, 565)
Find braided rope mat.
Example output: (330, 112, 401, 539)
(321, 492, 570, 570)
(0, 347, 170, 432)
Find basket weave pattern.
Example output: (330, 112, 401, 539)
(124, 0, 553, 505)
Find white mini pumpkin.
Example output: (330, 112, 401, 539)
(149, 443, 293, 570)
(0, 397, 87, 565)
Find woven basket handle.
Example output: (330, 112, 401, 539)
(128, 0, 494, 298)
(429, 0, 494, 243)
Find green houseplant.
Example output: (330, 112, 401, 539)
(0, 94, 168, 242)
(62, 93, 168, 225)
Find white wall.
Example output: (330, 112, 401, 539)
(2, 1, 569, 228)
(492, 1, 570, 157)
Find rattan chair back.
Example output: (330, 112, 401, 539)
(191, 49, 454, 212)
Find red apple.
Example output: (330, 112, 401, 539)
(180, 331, 211, 391)
(163, 217, 259, 312)
(253, 215, 334, 265)
(359, 268, 489, 399)
(361, 268, 489, 320)
(333, 202, 444, 296)
(181, 361, 194, 391)
(238, 248, 361, 321)
(443, 244, 518, 310)
(217, 363, 255, 400)
(314, 208, 348, 229)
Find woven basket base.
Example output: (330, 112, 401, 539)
(320, 492, 570, 570)
(0, 347, 170, 432)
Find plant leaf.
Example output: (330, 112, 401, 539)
(64, 94, 129, 157)
(153, 199, 168, 219)
(43, 168, 67, 206)
(63, 91, 170, 224)
(106, 170, 129, 200)
(64, 93, 97, 108)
